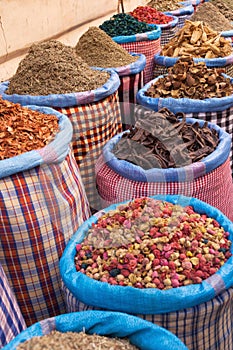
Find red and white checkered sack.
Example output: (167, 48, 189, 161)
(0, 107, 91, 326)
(0, 264, 26, 348)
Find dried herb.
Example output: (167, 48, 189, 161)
(76, 27, 138, 68)
(146, 0, 182, 12)
(112, 107, 219, 169)
(16, 331, 139, 350)
(161, 20, 232, 58)
(146, 57, 233, 99)
(190, 2, 233, 32)
(6, 40, 110, 95)
(0, 98, 59, 160)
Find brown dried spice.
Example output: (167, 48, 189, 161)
(76, 26, 138, 68)
(161, 20, 233, 58)
(210, 0, 233, 22)
(146, 0, 182, 12)
(16, 331, 139, 350)
(190, 2, 233, 32)
(6, 40, 110, 96)
(0, 98, 59, 160)
(146, 57, 233, 99)
(113, 107, 219, 169)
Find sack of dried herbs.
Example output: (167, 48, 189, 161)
(96, 107, 233, 221)
(164, 4, 194, 28)
(0, 39, 122, 212)
(2, 310, 188, 350)
(0, 263, 26, 348)
(0, 101, 90, 326)
(59, 194, 233, 350)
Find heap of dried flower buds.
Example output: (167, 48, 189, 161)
(0, 97, 59, 160)
(146, 57, 233, 99)
(74, 197, 231, 290)
(161, 20, 232, 58)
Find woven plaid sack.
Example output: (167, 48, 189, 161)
(2, 311, 188, 350)
(59, 195, 233, 350)
(0, 106, 90, 326)
(113, 27, 161, 84)
(96, 117, 233, 221)
(0, 69, 121, 212)
(111, 53, 146, 129)
(165, 4, 194, 28)
(149, 15, 179, 47)
(153, 52, 233, 79)
(137, 75, 233, 173)
(0, 264, 26, 348)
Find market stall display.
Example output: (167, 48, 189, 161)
(0, 39, 122, 211)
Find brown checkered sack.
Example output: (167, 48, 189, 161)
(56, 91, 122, 211)
(0, 106, 91, 326)
(0, 264, 26, 348)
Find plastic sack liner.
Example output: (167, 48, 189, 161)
(0, 68, 120, 107)
(102, 118, 230, 182)
(111, 52, 146, 76)
(0, 263, 26, 348)
(112, 26, 161, 44)
(0, 105, 72, 179)
(2, 311, 188, 350)
(136, 74, 233, 114)
(0, 106, 91, 326)
(165, 4, 194, 28)
(60, 194, 233, 315)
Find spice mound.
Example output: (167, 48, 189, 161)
(210, 0, 233, 22)
(74, 197, 231, 290)
(75, 26, 138, 68)
(146, 0, 182, 12)
(0, 98, 59, 160)
(146, 57, 233, 99)
(190, 2, 233, 32)
(6, 40, 110, 95)
(16, 331, 139, 350)
(99, 13, 154, 37)
(112, 107, 219, 169)
(161, 20, 232, 58)
(130, 6, 173, 25)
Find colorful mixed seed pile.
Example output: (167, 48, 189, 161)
(16, 331, 138, 350)
(0, 98, 59, 160)
(146, 57, 233, 99)
(75, 197, 231, 290)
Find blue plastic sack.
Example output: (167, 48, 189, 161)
(2, 311, 188, 350)
(101, 117, 231, 182)
(111, 53, 146, 76)
(60, 195, 233, 315)
(0, 68, 120, 107)
(0, 105, 72, 179)
(154, 52, 233, 69)
(165, 4, 194, 16)
(112, 26, 161, 44)
(136, 74, 233, 114)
